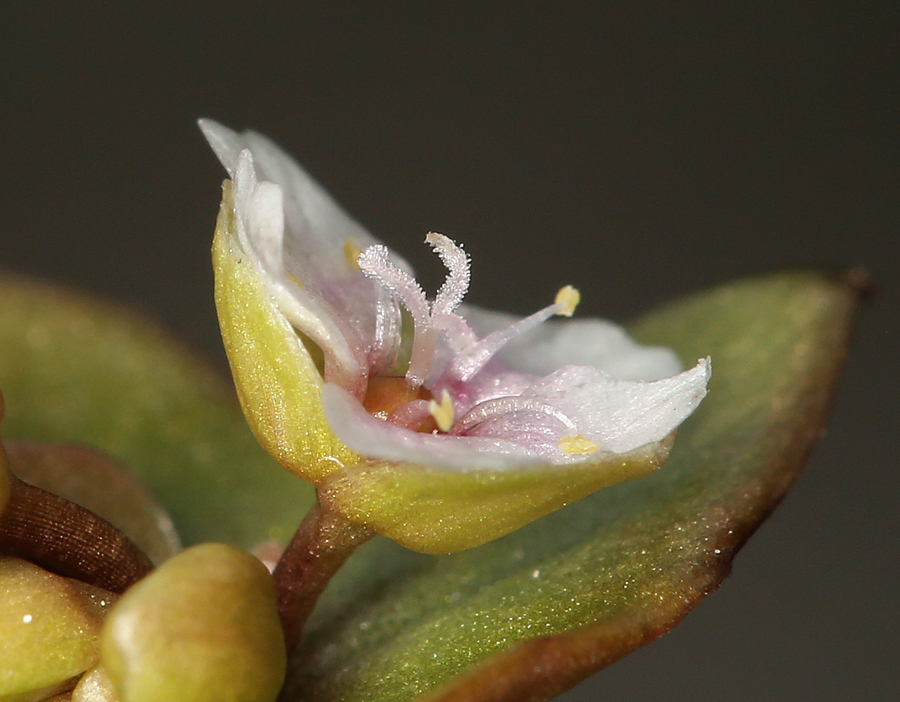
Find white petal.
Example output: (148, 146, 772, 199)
(199, 118, 243, 177)
(322, 384, 544, 471)
(522, 358, 711, 453)
(200, 118, 408, 275)
(229, 149, 365, 391)
(200, 119, 412, 386)
(247, 181, 286, 276)
(460, 303, 683, 381)
(323, 355, 708, 470)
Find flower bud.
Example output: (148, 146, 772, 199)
(0, 557, 115, 701)
(101, 543, 285, 702)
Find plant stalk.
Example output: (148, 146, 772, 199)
(273, 498, 373, 655)
(0, 474, 154, 593)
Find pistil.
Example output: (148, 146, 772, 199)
(358, 234, 584, 443)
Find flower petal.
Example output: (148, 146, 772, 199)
(460, 303, 683, 381)
(200, 119, 412, 391)
(200, 118, 386, 266)
(323, 359, 709, 470)
(512, 357, 712, 454)
(322, 384, 540, 471)
(229, 150, 365, 393)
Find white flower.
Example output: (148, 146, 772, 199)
(201, 119, 710, 552)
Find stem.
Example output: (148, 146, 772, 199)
(0, 475, 154, 594)
(273, 498, 373, 655)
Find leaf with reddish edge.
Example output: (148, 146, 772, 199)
(283, 270, 865, 702)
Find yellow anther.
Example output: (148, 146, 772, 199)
(554, 285, 580, 317)
(428, 389, 456, 433)
(557, 434, 601, 455)
(344, 238, 363, 270)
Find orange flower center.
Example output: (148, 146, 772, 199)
(362, 377, 438, 433)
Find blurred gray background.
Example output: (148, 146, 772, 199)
(2, 3, 897, 700)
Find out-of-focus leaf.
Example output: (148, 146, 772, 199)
(6, 442, 179, 565)
(282, 270, 863, 702)
(0, 275, 314, 549)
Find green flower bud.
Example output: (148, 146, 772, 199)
(101, 543, 285, 702)
(0, 557, 114, 702)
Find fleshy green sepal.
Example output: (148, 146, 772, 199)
(212, 183, 358, 484)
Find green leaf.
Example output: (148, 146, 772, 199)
(0, 275, 314, 550)
(282, 270, 863, 702)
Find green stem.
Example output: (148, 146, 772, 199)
(273, 497, 373, 655)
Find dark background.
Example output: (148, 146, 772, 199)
(2, 3, 897, 700)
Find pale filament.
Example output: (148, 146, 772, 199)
(443, 300, 568, 384)
(451, 396, 579, 436)
(368, 288, 402, 375)
(388, 400, 433, 430)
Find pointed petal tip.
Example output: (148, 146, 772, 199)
(698, 355, 712, 379)
(198, 118, 242, 177)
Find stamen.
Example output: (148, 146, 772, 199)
(554, 285, 580, 317)
(344, 238, 363, 270)
(453, 396, 578, 435)
(427, 389, 456, 433)
(557, 435, 601, 455)
(445, 300, 565, 384)
(368, 289, 401, 375)
(426, 233, 471, 316)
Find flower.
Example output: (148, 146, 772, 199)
(201, 120, 710, 553)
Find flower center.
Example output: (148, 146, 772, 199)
(358, 233, 472, 389)
(357, 234, 581, 436)
(361, 376, 438, 433)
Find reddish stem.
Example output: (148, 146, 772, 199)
(0, 475, 153, 594)
(273, 499, 373, 655)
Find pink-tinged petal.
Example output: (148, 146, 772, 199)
(229, 150, 366, 393)
(322, 384, 542, 470)
(323, 358, 708, 468)
(460, 303, 683, 381)
(200, 119, 386, 267)
(477, 358, 712, 455)
(200, 119, 411, 390)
